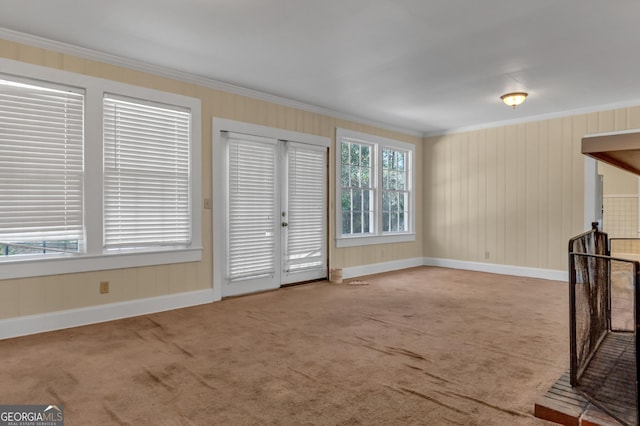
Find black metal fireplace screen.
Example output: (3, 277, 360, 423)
(569, 224, 640, 425)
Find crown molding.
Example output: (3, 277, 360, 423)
(423, 98, 640, 138)
(9, 27, 639, 141)
(0, 27, 422, 138)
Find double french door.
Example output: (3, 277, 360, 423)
(222, 131, 327, 297)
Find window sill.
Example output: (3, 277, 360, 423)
(336, 233, 416, 248)
(0, 247, 202, 280)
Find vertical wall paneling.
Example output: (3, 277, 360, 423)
(598, 110, 615, 133)
(538, 120, 549, 269)
(477, 130, 487, 263)
(525, 122, 539, 268)
(547, 119, 563, 269)
(614, 108, 627, 131)
(468, 132, 479, 260)
(495, 127, 506, 264)
(504, 125, 518, 266)
(423, 103, 640, 272)
(573, 115, 588, 230)
(485, 128, 498, 264)
(560, 117, 574, 249)
(443, 135, 452, 258)
(515, 124, 527, 266)
(628, 106, 640, 129)
(456, 134, 464, 259)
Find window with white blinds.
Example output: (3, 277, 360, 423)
(0, 78, 84, 255)
(226, 134, 277, 280)
(103, 95, 191, 248)
(0, 59, 201, 279)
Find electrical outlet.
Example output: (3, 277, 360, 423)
(203, 198, 212, 210)
(100, 281, 109, 294)
(484, 251, 490, 259)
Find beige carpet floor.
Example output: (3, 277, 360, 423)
(0, 267, 566, 425)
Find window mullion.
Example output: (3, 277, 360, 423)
(84, 88, 103, 254)
(375, 143, 382, 235)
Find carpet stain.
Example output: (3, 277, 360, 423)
(245, 311, 278, 327)
(145, 316, 165, 329)
(361, 343, 397, 357)
(402, 364, 451, 384)
(385, 346, 428, 361)
(403, 363, 424, 371)
(150, 331, 170, 344)
(45, 385, 67, 409)
(186, 369, 217, 391)
(56, 371, 80, 387)
(289, 368, 318, 383)
(149, 331, 193, 358)
(362, 315, 393, 326)
(481, 345, 557, 367)
(103, 401, 132, 426)
(398, 386, 469, 415)
(362, 314, 434, 337)
(422, 370, 452, 384)
(142, 367, 174, 391)
(172, 342, 195, 358)
(439, 389, 529, 418)
(441, 418, 467, 425)
(382, 384, 406, 396)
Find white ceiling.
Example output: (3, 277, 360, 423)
(2, 0, 640, 135)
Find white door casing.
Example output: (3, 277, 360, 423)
(212, 119, 330, 300)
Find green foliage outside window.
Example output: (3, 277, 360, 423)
(0, 241, 79, 256)
(341, 141, 373, 235)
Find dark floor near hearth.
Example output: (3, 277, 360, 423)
(535, 333, 637, 425)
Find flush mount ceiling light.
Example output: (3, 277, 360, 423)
(500, 92, 528, 108)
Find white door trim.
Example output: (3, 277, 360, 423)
(584, 156, 599, 230)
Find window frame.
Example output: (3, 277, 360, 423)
(0, 58, 201, 280)
(335, 128, 415, 248)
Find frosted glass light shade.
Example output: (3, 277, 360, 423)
(500, 92, 528, 108)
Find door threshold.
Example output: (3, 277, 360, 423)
(280, 278, 327, 288)
(222, 278, 328, 300)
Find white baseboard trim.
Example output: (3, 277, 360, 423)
(0, 289, 215, 340)
(341, 257, 424, 279)
(423, 257, 567, 282)
(1, 258, 565, 340)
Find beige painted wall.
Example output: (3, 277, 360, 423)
(423, 107, 640, 271)
(0, 39, 423, 320)
(599, 161, 637, 195)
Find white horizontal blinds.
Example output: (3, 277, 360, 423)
(227, 132, 277, 280)
(0, 78, 84, 246)
(103, 95, 191, 248)
(286, 144, 326, 272)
